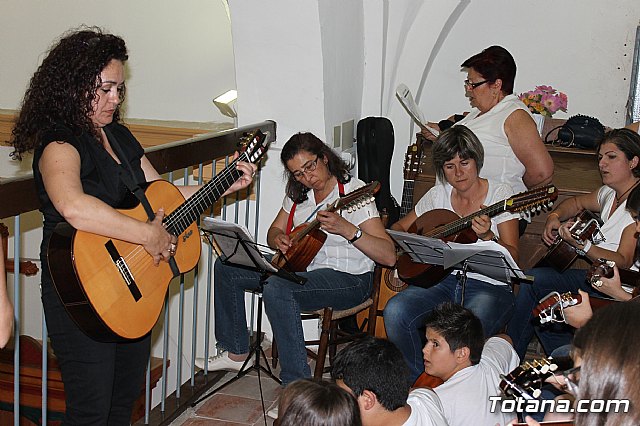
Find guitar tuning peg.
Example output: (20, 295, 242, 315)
(549, 201, 554, 207)
(347, 207, 354, 213)
(532, 389, 542, 399)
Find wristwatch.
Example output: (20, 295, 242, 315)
(348, 227, 363, 244)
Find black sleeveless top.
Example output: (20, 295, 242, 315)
(33, 122, 146, 268)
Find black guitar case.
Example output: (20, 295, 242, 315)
(356, 117, 400, 228)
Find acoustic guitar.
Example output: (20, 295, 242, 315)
(271, 181, 379, 272)
(48, 130, 270, 341)
(536, 210, 602, 272)
(396, 185, 558, 287)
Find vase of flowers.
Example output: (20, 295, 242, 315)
(518, 85, 568, 135)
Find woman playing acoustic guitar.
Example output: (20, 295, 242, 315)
(196, 132, 396, 385)
(384, 125, 520, 383)
(507, 128, 640, 361)
(10, 28, 255, 424)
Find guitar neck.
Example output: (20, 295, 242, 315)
(400, 179, 415, 218)
(428, 199, 506, 238)
(163, 153, 248, 235)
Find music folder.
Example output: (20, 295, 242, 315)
(388, 230, 527, 284)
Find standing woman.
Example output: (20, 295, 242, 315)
(384, 125, 520, 382)
(507, 128, 640, 360)
(10, 28, 254, 423)
(197, 132, 396, 385)
(423, 46, 553, 194)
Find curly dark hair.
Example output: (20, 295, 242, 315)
(280, 132, 352, 203)
(11, 26, 128, 159)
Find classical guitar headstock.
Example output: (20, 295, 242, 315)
(533, 291, 582, 325)
(500, 357, 572, 400)
(403, 144, 423, 181)
(505, 185, 558, 216)
(586, 258, 614, 288)
(237, 130, 270, 165)
(569, 210, 603, 243)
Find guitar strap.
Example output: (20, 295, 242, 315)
(105, 126, 181, 278)
(286, 182, 344, 235)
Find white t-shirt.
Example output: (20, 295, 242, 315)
(404, 388, 449, 426)
(456, 94, 531, 194)
(282, 177, 379, 274)
(433, 337, 520, 426)
(595, 185, 635, 253)
(413, 180, 519, 286)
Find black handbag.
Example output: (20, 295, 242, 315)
(554, 115, 604, 149)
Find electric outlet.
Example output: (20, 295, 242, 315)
(341, 119, 354, 150)
(333, 125, 341, 148)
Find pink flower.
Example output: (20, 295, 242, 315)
(518, 85, 567, 117)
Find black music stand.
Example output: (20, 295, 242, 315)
(193, 218, 306, 407)
(388, 230, 527, 302)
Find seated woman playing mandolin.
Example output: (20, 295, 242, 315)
(384, 125, 520, 383)
(195, 132, 396, 385)
(507, 128, 640, 361)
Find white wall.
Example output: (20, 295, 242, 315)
(0, 0, 236, 123)
(368, 0, 640, 198)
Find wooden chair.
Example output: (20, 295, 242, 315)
(271, 264, 383, 379)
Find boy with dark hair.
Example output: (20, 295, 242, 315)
(423, 303, 518, 426)
(331, 336, 447, 426)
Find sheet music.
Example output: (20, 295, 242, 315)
(388, 230, 526, 284)
(388, 230, 449, 266)
(446, 240, 526, 281)
(396, 83, 439, 137)
(201, 217, 278, 273)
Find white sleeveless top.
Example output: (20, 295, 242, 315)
(455, 94, 531, 194)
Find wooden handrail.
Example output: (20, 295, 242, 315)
(0, 121, 276, 220)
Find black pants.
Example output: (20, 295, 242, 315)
(41, 280, 150, 425)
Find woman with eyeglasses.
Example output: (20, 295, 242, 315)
(422, 46, 553, 196)
(196, 132, 396, 386)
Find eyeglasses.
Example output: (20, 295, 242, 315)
(562, 365, 581, 396)
(464, 79, 489, 90)
(291, 156, 319, 180)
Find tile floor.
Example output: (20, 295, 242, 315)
(170, 346, 285, 426)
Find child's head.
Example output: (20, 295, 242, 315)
(277, 379, 361, 426)
(423, 303, 484, 380)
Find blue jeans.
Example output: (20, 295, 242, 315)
(213, 258, 372, 385)
(383, 273, 514, 382)
(506, 267, 608, 360)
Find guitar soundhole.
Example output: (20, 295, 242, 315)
(384, 268, 408, 292)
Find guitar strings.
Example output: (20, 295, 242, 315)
(119, 151, 250, 272)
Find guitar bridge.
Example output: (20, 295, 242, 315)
(105, 240, 143, 301)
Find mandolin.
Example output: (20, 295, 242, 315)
(396, 185, 558, 287)
(585, 258, 640, 294)
(535, 210, 603, 272)
(271, 181, 379, 272)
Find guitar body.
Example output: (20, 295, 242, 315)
(536, 210, 601, 272)
(537, 239, 578, 272)
(396, 209, 477, 287)
(272, 224, 327, 272)
(48, 180, 201, 341)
